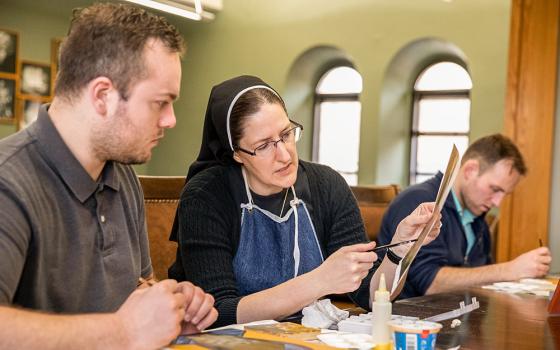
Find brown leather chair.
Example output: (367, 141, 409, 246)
(138, 175, 186, 280)
(350, 184, 400, 242)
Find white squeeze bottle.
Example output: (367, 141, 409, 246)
(372, 273, 392, 349)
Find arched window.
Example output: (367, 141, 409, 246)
(410, 62, 472, 184)
(313, 66, 362, 185)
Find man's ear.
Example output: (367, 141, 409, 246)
(233, 151, 243, 164)
(462, 159, 480, 180)
(88, 77, 118, 116)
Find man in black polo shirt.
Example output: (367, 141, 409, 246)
(0, 3, 217, 349)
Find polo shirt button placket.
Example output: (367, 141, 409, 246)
(100, 215, 106, 223)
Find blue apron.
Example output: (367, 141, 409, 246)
(233, 168, 324, 296)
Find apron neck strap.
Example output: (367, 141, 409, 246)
(241, 167, 254, 208)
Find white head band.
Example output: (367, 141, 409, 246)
(226, 85, 281, 151)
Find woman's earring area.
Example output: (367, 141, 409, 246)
(233, 150, 243, 164)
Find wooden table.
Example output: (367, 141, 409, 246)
(390, 287, 560, 349)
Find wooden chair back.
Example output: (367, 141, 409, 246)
(138, 175, 186, 280)
(138, 176, 399, 278)
(350, 184, 400, 242)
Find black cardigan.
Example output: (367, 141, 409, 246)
(169, 160, 376, 327)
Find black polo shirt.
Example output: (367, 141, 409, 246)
(0, 105, 152, 312)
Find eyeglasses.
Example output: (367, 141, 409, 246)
(235, 120, 303, 158)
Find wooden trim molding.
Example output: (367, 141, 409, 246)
(498, 0, 560, 262)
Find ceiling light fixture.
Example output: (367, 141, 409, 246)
(194, 0, 203, 15)
(123, 0, 209, 21)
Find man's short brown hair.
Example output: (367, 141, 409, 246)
(54, 3, 185, 100)
(462, 133, 527, 175)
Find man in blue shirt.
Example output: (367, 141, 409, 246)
(378, 134, 551, 298)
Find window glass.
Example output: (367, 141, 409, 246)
(417, 97, 470, 133)
(317, 101, 361, 173)
(314, 66, 362, 185)
(316, 66, 363, 94)
(415, 135, 469, 174)
(415, 62, 472, 91)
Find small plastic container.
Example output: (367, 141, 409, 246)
(388, 319, 442, 350)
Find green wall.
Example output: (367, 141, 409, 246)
(1, 0, 511, 185)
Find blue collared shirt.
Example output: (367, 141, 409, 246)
(378, 172, 492, 298)
(451, 190, 476, 255)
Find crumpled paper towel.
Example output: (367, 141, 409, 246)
(301, 299, 350, 329)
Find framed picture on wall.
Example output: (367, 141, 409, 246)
(0, 28, 18, 76)
(51, 37, 64, 89)
(20, 60, 52, 99)
(0, 77, 16, 123)
(51, 37, 63, 70)
(16, 97, 41, 130)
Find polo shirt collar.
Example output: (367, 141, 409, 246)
(30, 105, 119, 203)
(434, 171, 457, 211)
(451, 189, 475, 226)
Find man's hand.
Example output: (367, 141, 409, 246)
(391, 202, 441, 257)
(507, 247, 552, 280)
(177, 281, 218, 335)
(137, 274, 157, 289)
(115, 279, 186, 350)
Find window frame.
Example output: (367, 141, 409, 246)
(311, 64, 363, 185)
(410, 73, 471, 184)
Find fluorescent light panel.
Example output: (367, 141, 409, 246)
(123, 0, 203, 20)
(194, 0, 202, 14)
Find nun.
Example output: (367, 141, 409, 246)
(169, 75, 440, 327)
